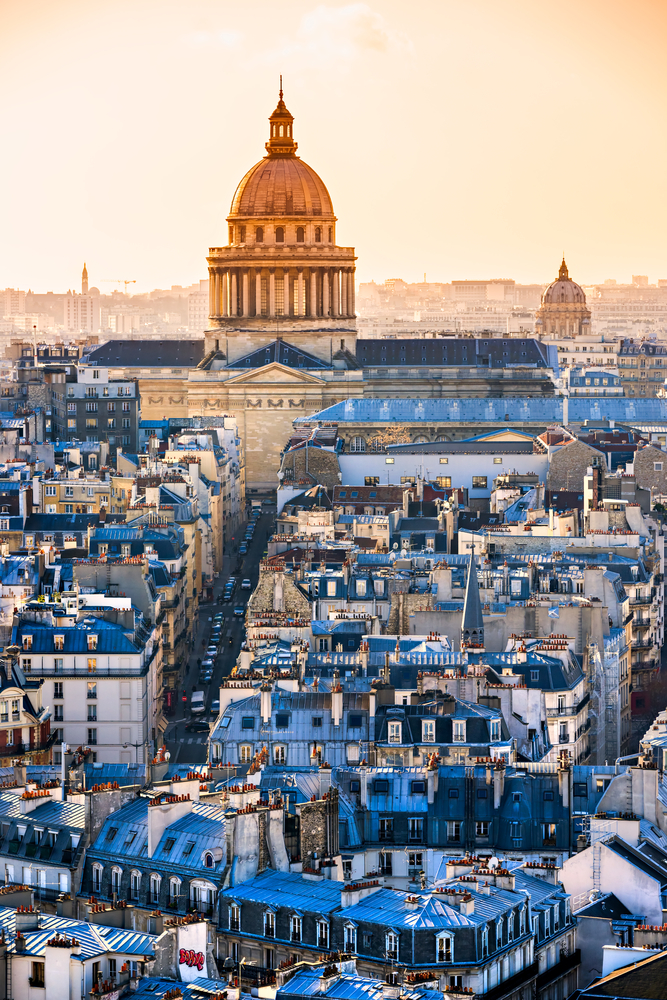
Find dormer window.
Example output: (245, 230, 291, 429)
(54, 636, 64, 651)
(87, 634, 98, 651)
(22, 636, 32, 651)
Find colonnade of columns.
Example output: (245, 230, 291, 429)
(209, 266, 356, 320)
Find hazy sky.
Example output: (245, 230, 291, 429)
(2, 0, 667, 292)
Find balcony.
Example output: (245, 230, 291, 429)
(536, 950, 581, 992)
(546, 694, 590, 717)
(482, 961, 539, 1000)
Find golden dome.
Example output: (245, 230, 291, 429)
(228, 86, 335, 221)
(541, 257, 586, 305)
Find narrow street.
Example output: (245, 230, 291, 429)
(163, 506, 274, 764)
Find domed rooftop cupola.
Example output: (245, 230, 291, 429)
(265, 78, 297, 158)
(535, 255, 591, 337)
(542, 257, 586, 305)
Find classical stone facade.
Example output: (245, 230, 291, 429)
(205, 86, 357, 366)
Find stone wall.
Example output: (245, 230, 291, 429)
(547, 440, 607, 491)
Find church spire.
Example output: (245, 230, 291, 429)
(558, 256, 569, 281)
(81, 262, 88, 295)
(461, 541, 484, 650)
(266, 78, 297, 158)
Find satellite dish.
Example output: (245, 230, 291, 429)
(488, 857, 500, 870)
(392, 543, 399, 550)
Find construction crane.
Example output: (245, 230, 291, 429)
(100, 279, 136, 294)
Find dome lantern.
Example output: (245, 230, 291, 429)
(265, 77, 297, 158)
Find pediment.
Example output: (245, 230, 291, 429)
(224, 363, 326, 385)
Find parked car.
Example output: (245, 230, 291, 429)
(203, 670, 213, 683)
(239, 543, 247, 555)
(205, 646, 217, 657)
(210, 699, 220, 715)
(241, 579, 252, 590)
(185, 719, 210, 733)
(201, 658, 214, 669)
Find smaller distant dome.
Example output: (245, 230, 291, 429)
(542, 258, 586, 305)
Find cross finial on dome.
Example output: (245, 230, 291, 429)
(558, 256, 569, 281)
(279, 74, 283, 101)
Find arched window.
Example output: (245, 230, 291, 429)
(239, 225, 246, 243)
(287, 124, 291, 136)
(111, 867, 122, 894)
(276, 227, 285, 243)
(255, 226, 264, 243)
(150, 873, 161, 903)
(92, 864, 102, 893)
(204, 852, 214, 869)
(296, 227, 305, 243)
(414, 435, 429, 444)
(130, 870, 141, 900)
(328, 226, 333, 242)
(272, 124, 276, 137)
(169, 877, 181, 908)
(228, 225, 234, 244)
(315, 227, 322, 243)
(350, 436, 366, 453)
(279, 124, 284, 137)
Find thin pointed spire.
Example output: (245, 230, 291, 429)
(461, 539, 484, 650)
(279, 74, 283, 100)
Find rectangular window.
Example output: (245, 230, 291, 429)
(493, 457, 503, 464)
(54, 682, 63, 699)
(476, 820, 489, 837)
(436, 476, 452, 488)
(87, 704, 97, 721)
(241, 716, 254, 730)
(439, 457, 449, 465)
(275, 714, 289, 729)
(379, 817, 393, 841)
(472, 476, 487, 489)
(87, 728, 97, 745)
(85, 419, 98, 428)
(422, 720, 435, 743)
(388, 721, 402, 744)
(447, 821, 460, 842)
(452, 720, 466, 742)
(30, 962, 45, 988)
(542, 823, 557, 846)
(364, 477, 379, 486)
(408, 817, 423, 842)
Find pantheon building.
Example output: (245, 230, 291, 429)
(89, 89, 557, 488)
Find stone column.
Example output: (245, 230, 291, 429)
(269, 270, 276, 318)
(230, 271, 238, 317)
(297, 269, 304, 316)
(309, 269, 318, 318)
(209, 271, 214, 318)
(332, 269, 340, 317)
(322, 269, 330, 317)
(283, 270, 291, 318)
(341, 270, 348, 317)
(255, 270, 262, 317)
(349, 270, 355, 316)
(222, 271, 229, 317)
(242, 271, 250, 317)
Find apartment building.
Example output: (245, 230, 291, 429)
(13, 599, 163, 764)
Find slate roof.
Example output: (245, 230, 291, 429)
(89, 797, 228, 877)
(573, 949, 667, 998)
(294, 397, 667, 426)
(227, 340, 331, 370)
(85, 340, 205, 367)
(278, 967, 443, 1000)
(14, 617, 143, 655)
(354, 338, 551, 368)
(0, 905, 156, 959)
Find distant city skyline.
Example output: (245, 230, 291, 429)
(2, 0, 667, 292)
